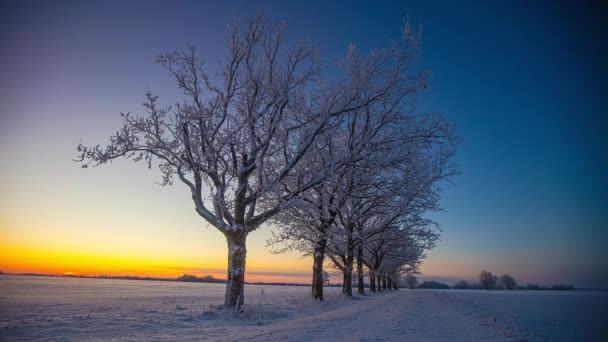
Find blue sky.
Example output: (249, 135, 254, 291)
(1, 0, 606, 287)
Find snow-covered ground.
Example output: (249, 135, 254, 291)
(0, 275, 606, 341)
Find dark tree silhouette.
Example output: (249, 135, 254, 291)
(498, 274, 516, 290)
(479, 271, 497, 290)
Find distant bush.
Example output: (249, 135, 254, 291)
(177, 274, 224, 283)
(498, 274, 517, 290)
(526, 284, 546, 290)
(178, 274, 198, 282)
(452, 280, 471, 289)
(479, 271, 497, 290)
(417, 280, 450, 289)
(551, 284, 574, 290)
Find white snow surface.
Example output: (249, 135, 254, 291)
(1, 275, 606, 341)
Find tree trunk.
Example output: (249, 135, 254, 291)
(224, 231, 247, 310)
(382, 275, 387, 290)
(356, 246, 365, 295)
(369, 270, 376, 292)
(387, 277, 393, 291)
(377, 274, 382, 292)
(341, 234, 354, 297)
(311, 239, 327, 301)
(342, 271, 353, 296)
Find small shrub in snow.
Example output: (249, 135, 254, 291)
(452, 280, 471, 289)
(417, 280, 450, 289)
(551, 284, 573, 290)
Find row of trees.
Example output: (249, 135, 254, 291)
(76, 13, 457, 309)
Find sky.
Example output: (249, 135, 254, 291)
(1, 0, 606, 287)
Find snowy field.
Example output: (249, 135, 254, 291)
(1, 275, 606, 341)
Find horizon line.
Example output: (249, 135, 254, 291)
(1, 271, 597, 290)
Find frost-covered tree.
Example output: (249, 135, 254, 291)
(403, 273, 418, 289)
(327, 182, 379, 296)
(498, 274, 516, 290)
(321, 20, 456, 297)
(76, 13, 395, 310)
(267, 122, 351, 301)
(368, 215, 433, 288)
(269, 17, 457, 300)
(372, 229, 428, 291)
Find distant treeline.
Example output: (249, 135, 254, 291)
(0, 272, 577, 290)
(408, 270, 574, 291)
(1, 272, 312, 287)
(97, 275, 179, 282)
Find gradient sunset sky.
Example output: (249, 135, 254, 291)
(1, 0, 606, 287)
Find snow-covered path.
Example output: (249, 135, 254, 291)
(232, 290, 517, 341)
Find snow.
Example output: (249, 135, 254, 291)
(435, 289, 608, 341)
(1, 275, 606, 341)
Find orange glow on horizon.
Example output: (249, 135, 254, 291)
(0, 237, 480, 284)
(0, 243, 313, 283)
(0, 222, 467, 285)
